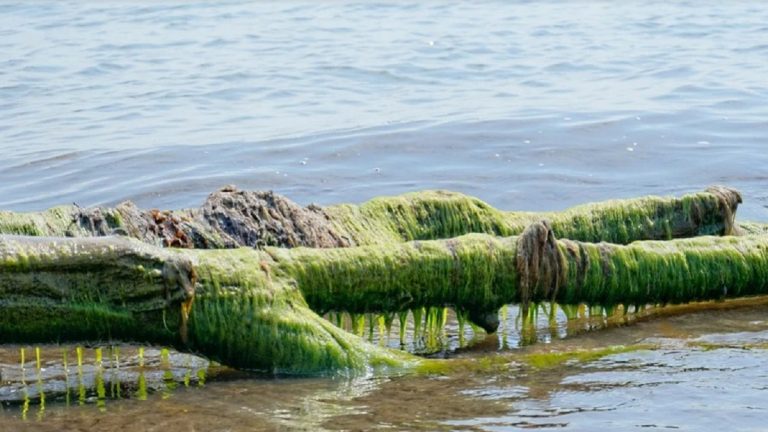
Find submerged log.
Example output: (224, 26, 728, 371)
(1, 187, 765, 374)
(3, 225, 768, 373)
(0, 236, 411, 374)
(269, 221, 768, 330)
(0, 186, 745, 248)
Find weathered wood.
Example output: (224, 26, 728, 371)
(0, 186, 745, 248)
(3, 227, 768, 373)
(1, 186, 765, 374)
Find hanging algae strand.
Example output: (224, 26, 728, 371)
(1, 186, 766, 374)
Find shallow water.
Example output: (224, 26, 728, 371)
(1, 1, 767, 219)
(2, 0, 768, 430)
(3, 303, 768, 431)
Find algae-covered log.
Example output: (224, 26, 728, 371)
(0, 186, 743, 248)
(3, 220, 768, 373)
(272, 222, 768, 328)
(326, 185, 743, 245)
(0, 236, 195, 345)
(522, 221, 768, 307)
(0, 185, 763, 374)
(0, 236, 411, 374)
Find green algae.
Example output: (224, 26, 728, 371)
(0, 187, 742, 250)
(325, 187, 741, 246)
(0, 236, 197, 346)
(412, 343, 655, 376)
(737, 221, 768, 235)
(1, 186, 766, 375)
(0, 206, 80, 237)
(5, 226, 768, 374)
(524, 344, 652, 369)
(554, 234, 768, 308)
(272, 224, 768, 338)
(272, 234, 518, 326)
(0, 205, 135, 239)
(154, 245, 416, 374)
(398, 311, 409, 345)
(325, 190, 519, 245)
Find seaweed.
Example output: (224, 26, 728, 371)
(1, 186, 765, 375)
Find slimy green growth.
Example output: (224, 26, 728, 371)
(1, 187, 766, 374)
(0, 186, 747, 248)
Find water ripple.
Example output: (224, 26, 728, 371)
(0, 0, 766, 225)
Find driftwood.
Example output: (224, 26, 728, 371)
(0, 185, 744, 247)
(2, 186, 766, 374)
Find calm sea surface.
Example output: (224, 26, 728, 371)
(1, 0, 768, 430)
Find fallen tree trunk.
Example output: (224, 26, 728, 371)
(2, 221, 768, 373)
(0, 186, 745, 248)
(0, 186, 763, 374)
(0, 236, 411, 374)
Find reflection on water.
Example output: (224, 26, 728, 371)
(322, 297, 768, 356)
(448, 337, 768, 431)
(0, 345, 211, 420)
(1, 1, 767, 221)
(3, 299, 768, 430)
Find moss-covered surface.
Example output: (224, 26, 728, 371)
(271, 234, 518, 320)
(0, 236, 414, 375)
(736, 221, 768, 235)
(0, 236, 190, 345)
(522, 344, 653, 369)
(326, 186, 741, 245)
(555, 234, 768, 307)
(185, 247, 413, 374)
(1, 186, 766, 375)
(271, 224, 768, 327)
(0, 186, 744, 248)
(4, 226, 768, 374)
(0, 206, 101, 237)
